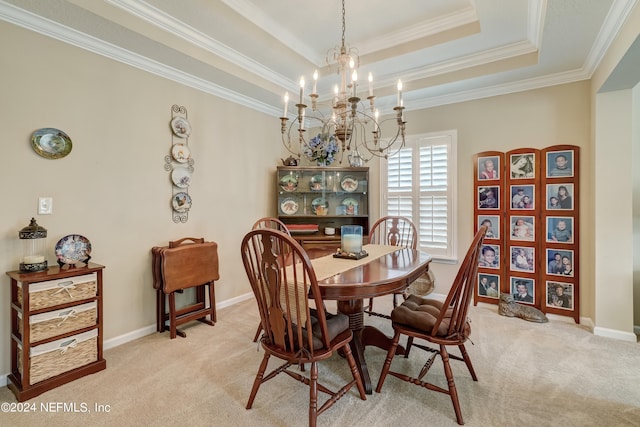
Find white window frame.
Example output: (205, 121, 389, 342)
(380, 130, 458, 262)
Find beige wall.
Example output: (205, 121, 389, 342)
(590, 4, 640, 339)
(594, 90, 634, 335)
(0, 21, 281, 375)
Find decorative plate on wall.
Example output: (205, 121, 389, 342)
(171, 143, 190, 163)
(31, 128, 72, 159)
(170, 117, 191, 138)
(172, 192, 192, 213)
(171, 167, 192, 188)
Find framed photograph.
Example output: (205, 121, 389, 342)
(510, 246, 535, 272)
(478, 186, 500, 210)
(546, 281, 574, 310)
(546, 150, 574, 178)
(510, 216, 535, 241)
(510, 276, 535, 304)
(478, 273, 500, 298)
(546, 249, 574, 277)
(546, 183, 574, 210)
(510, 185, 535, 210)
(478, 215, 500, 239)
(478, 244, 500, 269)
(478, 156, 500, 180)
(546, 217, 574, 243)
(510, 153, 535, 179)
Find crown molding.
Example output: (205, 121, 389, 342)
(0, 0, 278, 116)
(108, 0, 294, 89)
(582, 0, 639, 76)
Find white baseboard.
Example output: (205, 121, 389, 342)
(593, 326, 638, 342)
(1, 292, 256, 388)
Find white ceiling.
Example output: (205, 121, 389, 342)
(0, 0, 637, 116)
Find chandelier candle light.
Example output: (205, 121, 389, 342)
(280, 0, 407, 165)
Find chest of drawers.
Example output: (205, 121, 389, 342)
(6, 263, 106, 401)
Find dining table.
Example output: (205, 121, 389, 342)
(309, 244, 433, 394)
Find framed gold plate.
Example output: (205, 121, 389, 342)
(31, 128, 72, 159)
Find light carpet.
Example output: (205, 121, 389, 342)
(2, 295, 639, 427)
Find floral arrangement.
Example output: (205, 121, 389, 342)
(304, 133, 339, 166)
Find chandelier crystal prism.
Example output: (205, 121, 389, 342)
(280, 0, 407, 165)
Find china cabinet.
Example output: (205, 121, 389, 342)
(6, 263, 106, 401)
(277, 166, 369, 249)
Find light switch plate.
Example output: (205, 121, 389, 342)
(38, 197, 53, 214)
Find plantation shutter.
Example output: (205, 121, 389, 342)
(383, 131, 457, 259)
(386, 147, 413, 218)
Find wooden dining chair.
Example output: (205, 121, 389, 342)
(366, 215, 418, 317)
(375, 226, 487, 425)
(241, 229, 366, 427)
(251, 217, 291, 342)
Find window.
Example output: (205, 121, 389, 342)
(381, 130, 457, 260)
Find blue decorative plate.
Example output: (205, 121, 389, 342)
(279, 174, 298, 192)
(309, 175, 326, 191)
(55, 234, 92, 265)
(31, 128, 72, 159)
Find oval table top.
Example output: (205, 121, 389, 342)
(313, 246, 433, 301)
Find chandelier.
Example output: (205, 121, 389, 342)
(280, 0, 407, 165)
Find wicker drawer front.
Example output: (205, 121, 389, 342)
(18, 273, 97, 310)
(18, 329, 98, 385)
(18, 302, 97, 342)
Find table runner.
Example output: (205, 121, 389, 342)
(310, 244, 400, 281)
(280, 244, 400, 324)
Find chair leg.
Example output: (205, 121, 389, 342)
(375, 330, 402, 393)
(309, 361, 318, 427)
(252, 323, 263, 342)
(459, 344, 478, 381)
(342, 343, 366, 399)
(404, 336, 414, 358)
(367, 297, 374, 314)
(246, 353, 270, 409)
(440, 345, 464, 425)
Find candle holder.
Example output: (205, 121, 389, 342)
(334, 225, 368, 260)
(19, 218, 48, 273)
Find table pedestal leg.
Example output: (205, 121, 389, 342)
(362, 326, 406, 356)
(337, 298, 408, 394)
(337, 299, 372, 394)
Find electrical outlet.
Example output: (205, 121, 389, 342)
(38, 197, 53, 214)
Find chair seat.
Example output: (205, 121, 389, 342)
(391, 295, 470, 340)
(309, 309, 349, 349)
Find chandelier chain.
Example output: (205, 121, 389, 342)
(341, 0, 346, 49)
